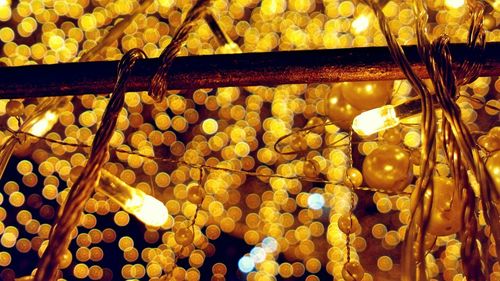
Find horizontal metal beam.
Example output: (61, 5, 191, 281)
(0, 43, 499, 99)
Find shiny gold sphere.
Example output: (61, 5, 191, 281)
(344, 167, 363, 188)
(324, 90, 361, 130)
(362, 144, 413, 192)
(338, 214, 361, 235)
(340, 81, 393, 110)
(303, 159, 320, 178)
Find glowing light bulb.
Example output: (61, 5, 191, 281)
(98, 169, 168, 227)
(352, 15, 370, 33)
(238, 255, 255, 273)
(445, 0, 465, 9)
(26, 111, 58, 137)
(262, 237, 278, 253)
(352, 105, 399, 136)
(250, 247, 266, 263)
(307, 193, 325, 210)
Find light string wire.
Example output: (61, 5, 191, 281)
(368, 0, 498, 280)
(419, 2, 487, 279)
(415, 1, 500, 279)
(33, 48, 146, 281)
(344, 130, 356, 265)
(5, 127, 411, 196)
(421, 2, 500, 279)
(149, 0, 214, 101)
(363, 1, 437, 280)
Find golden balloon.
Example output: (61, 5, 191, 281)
(338, 214, 361, 235)
(382, 127, 402, 145)
(306, 116, 325, 134)
(362, 144, 413, 192)
(290, 133, 308, 152)
(340, 81, 393, 110)
(478, 134, 500, 152)
(6, 100, 24, 117)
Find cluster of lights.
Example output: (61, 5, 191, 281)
(238, 237, 278, 274)
(0, 0, 498, 280)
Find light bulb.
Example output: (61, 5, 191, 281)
(98, 169, 168, 227)
(352, 15, 370, 34)
(25, 111, 58, 137)
(352, 105, 399, 136)
(352, 97, 429, 136)
(445, 0, 464, 9)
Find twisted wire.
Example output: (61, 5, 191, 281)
(455, 2, 486, 86)
(433, 5, 482, 273)
(149, 0, 213, 101)
(4, 126, 410, 196)
(363, 1, 437, 280)
(34, 49, 146, 281)
(431, 35, 499, 280)
(413, 1, 498, 279)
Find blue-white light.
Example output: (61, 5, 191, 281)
(250, 246, 266, 263)
(307, 193, 325, 210)
(262, 237, 278, 253)
(238, 255, 255, 273)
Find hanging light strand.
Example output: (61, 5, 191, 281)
(414, 1, 500, 279)
(33, 48, 146, 281)
(364, 1, 437, 279)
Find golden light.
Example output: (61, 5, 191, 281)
(352, 105, 399, 136)
(351, 15, 370, 34)
(445, 0, 465, 9)
(26, 111, 58, 137)
(98, 169, 169, 227)
(0, 0, 498, 280)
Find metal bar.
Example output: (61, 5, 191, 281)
(0, 42, 499, 99)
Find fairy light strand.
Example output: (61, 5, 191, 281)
(34, 48, 146, 281)
(4, 127, 411, 196)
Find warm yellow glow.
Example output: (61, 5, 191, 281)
(26, 111, 58, 137)
(124, 194, 168, 227)
(201, 118, 218, 135)
(352, 15, 370, 34)
(98, 169, 168, 227)
(445, 0, 465, 9)
(352, 105, 399, 136)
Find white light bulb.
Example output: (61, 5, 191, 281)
(98, 169, 168, 227)
(26, 111, 58, 137)
(352, 105, 400, 136)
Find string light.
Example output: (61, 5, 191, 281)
(0, 0, 498, 280)
(98, 169, 168, 227)
(352, 105, 399, 136)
